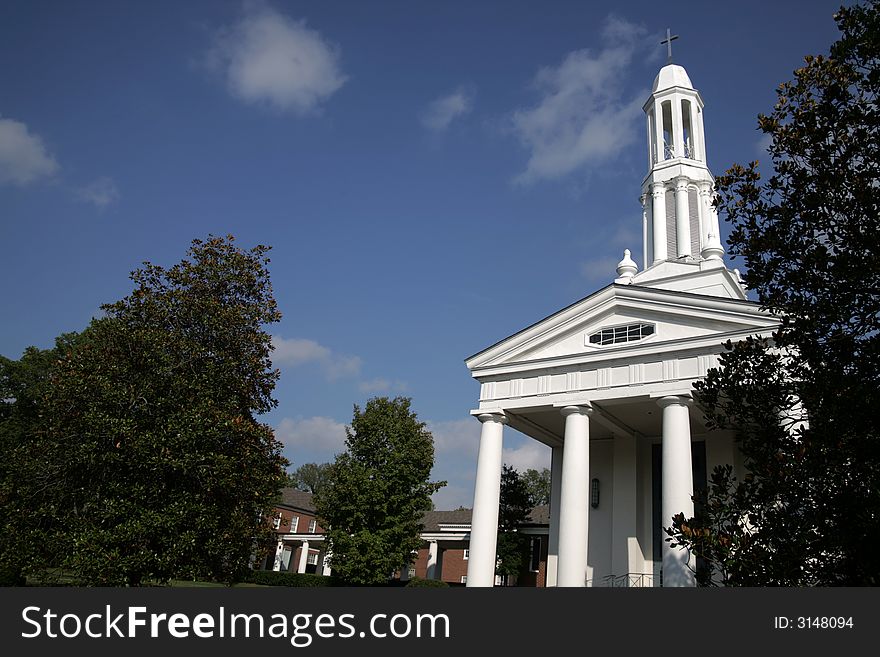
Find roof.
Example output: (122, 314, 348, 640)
(525, 504, 550, 526)
(652, 63, 694, 92)
(421, 509, 473, 531)
(278, 488, 316, 513)
(420, 506, 551, 531)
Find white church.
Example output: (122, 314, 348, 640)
(464, 49, 779, 587)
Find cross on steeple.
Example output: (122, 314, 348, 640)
(660, 28, 679, 64)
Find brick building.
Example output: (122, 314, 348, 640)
(260, 489, 551, 586)
(259, 487, 330, 575)
(407, 507, 551, 586)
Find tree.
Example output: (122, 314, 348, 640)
(0, 338, 79, 584)
(287, 462, 332, 495)
(314, 397, 444, 585)
(667, 2, 880, 585)
(521, 467, 551, 507)
(2, 235, 288, 585)
(495, 465, 532, 585)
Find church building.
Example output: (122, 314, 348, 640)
(464, 50, 779, 587)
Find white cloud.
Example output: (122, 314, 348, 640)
(428, 418, 481, 457)
(510, 16, 647, 184)
(420, 87, 474, 131)
(207, 2, 347, 114)
(76, 176, 119, 208)
(756, 132, 773, 157)
(432, 484, 473, 511)
(358, 378, 408, 394)
(0, 117, 59, 186)
(275, 416, 347, 453)
(502, 440, 551, 472)
(580, 255, 621, 283)
(272, 335, 362, 380)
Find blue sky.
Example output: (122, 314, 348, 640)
(0, 0, 843, 508)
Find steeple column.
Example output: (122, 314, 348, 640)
(674, 177, 691, 257)
(651, 183, 667, 264)
(699, 181, 724, 260)
(640, 193, 650, 269)
(671, 99, 685, 160)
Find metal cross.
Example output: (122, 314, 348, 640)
(660, 28, 679, 63)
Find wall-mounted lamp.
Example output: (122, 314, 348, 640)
(591, 478, 600, 509)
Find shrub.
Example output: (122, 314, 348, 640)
(405, 576, 449, 588)
(242, 571, 340, 587)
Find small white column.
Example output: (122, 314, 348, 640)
(653, 100, 666, 162)
(466, 413, 506, 587)
(321, 549, 332, 576)
(640, 193, 650, 270)
(651, 183, 667, 263)
(297, 539, 310, 574)
(671, 98, 685, 159)
(658, 395, 695, 587)
(556, 405, 592, 587)
(546, 445, 564, 587)
(699, 182, 724, 260)
(674, 177, 691, 257)
(426, 540, 439, 580)
(272, 540, 284, 572)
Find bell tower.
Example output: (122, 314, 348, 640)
(640, 31, 724, 268)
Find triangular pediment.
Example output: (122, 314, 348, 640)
(466, 283, 778, 372)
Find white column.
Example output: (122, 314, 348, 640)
(654, 100, 666, 162)
(466, 413, 506, 587)
(426, 540, 439, 580)
(321, 549, 332, 576)
(272, 540, 284, 571)
(297, 539, 310, 574)
(611, 433, 640, 579)
(640, 193, 650, 269)
(658, 395, 695, 587)
(556, 405, 592, 587)
(674, 177, 691, 258)
(699, 182, 724, 260)
(651, 183, 668, 263)
(546, 445, 564, 587)
(673, 97, 686, 159)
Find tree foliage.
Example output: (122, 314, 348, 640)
(314, 397, 444, 585)
(667, 3, 880, 585)
(495, 465, 532, 583)
(287, 462, 332, 495)
(1, 235, 288, 585)
(521, 467, 551, 507)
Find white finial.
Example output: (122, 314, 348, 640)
(615, 249, 638, 284)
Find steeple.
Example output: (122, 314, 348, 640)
(639, 37, 724, 268)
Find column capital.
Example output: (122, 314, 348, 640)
(651, 181, 666, 195)
(656, 394, 693, 409)
(477, 412, 508, 425)
(674, 176, 689, 191)
(560, 404, 593, 418)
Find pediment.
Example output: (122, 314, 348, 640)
(466, 282, 778, 372)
